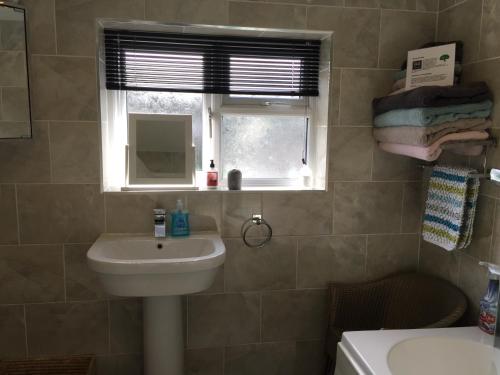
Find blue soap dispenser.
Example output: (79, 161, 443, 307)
(171, 199, 190, 237)
(478, 262, 500, 335)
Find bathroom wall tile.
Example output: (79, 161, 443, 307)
(297, 235, 366, 288)
(0, 305, 26, 360)
(2, 87, 29, 122)
(437, 0, 482, 63)
(21, 0, 56, 54)
(329, 127, 374, 181)
(187, 293, 260, 348)
(95, 354, 144, 375)
(372, 147, 422, 181)
(26, 301, 108, 356)
(262, 192, 332, 236)
(186, 192, 221, 232)
(185, 347, 224, 375)
(458, 254, 488, 321)
(271, 0, 343, 5)
(330, 68, 341, 127)
(50, 122, 100, 183)
(105, 193, 181, 233)
(491, 202, 500, 265)
(462, 195, 495, 261)
(0, 185, 18, 244)
(439, 0, 457, 11)
(419, 241, 460, 285)
(307, 7, 380, 68)
(55, 0, 145, 56)
(416, 0, 439, 11)
(222, 193, 262, 237)
(0, 244, 64, 304)
(0, 122, 50, 183)
(366, 234, 419, 279)
(30, 55, 97, 121)
(229, 2, 306, 28)
(225, 342, 296, 375)
(146, 0, 228, 24)
(17, 184, 104, 244)
(262, 289, 328, 342)
(65, 243, 107, 301)
(110, 299, 143, 354)
(379, 10, 436, 69)
(295, 340, 327, 375)
(480, 0, 500, 59)
(0, 51, 26, 86)
(197, 266, 225, 295)
(339, 69, 394, 126)
(224, 237, 297, 292)
(333, 182, 403, 234)
(401, 181, 425, 233)
(1, 18, 27, 51)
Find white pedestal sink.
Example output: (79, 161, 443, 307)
(87, 233, 226, 375)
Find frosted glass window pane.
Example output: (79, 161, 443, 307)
(221, 115, 306, 179)
(127, 92, 203, 170)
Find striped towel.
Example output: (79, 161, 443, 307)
(422, 166, 480, 251)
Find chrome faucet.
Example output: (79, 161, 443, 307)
(153, 209, 167, 237)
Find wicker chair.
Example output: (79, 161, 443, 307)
(326, 272, 467, 374)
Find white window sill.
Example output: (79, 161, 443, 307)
(117, 185, 325, 193)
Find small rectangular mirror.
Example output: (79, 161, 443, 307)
(0, 2, 31, 139)
(128, 113, 194, 185)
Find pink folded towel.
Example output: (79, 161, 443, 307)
(378, 130, 489, 161)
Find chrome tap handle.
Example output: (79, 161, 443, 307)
(154, 209, 167, 237)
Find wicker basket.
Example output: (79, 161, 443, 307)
(0, 356, 95, 375)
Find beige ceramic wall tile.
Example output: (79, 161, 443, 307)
(339, 69, 394, 125)
(1, 20, 26, 50)
(262, 192, 333, 236)
(109, 299, 143, 354)
(261, 289, 328, 341)
(229, 2, 307, 28)
(55, 0, 145, 56)
(295, 340, 327, 375)
(146, 0, 228, 24)
(401, 181, 425, 233)
(0, 244, 64, 304)
(222, 193, 262, 237)
(345, 0, 437, 9)
(186, 192, 221, 232)
(439, 0, 458, 11)
(372, 146, 422, 181)
(273, 0, 343, 5)
(329, 127, 374, 181)
(224, 237, 297, 292)
(0, 305, 26, 360)
(2, 88, 29, 122)
(0, 51, 26, 86)
(185, 347, 224, 375)
(416, 0, 439, 11)
(0, 185, 18, 244)
(21, 0, 57, 54)
(333, 182, 403, 234)
(437, 0, 482, 63)
(462, 195, 495, 261)
(187, 293, 260, 348)
(419, 241, 460, 285)
(95, 354, 144, 375)
(50, 122, 100, 183)
(17, 184, 104, 243)
(307, 7, 380, 68)
(30, 55, 97, 121)
(64, 243, 108, 301)
(330, 68, 341, 126)
(480, 0, 500, 59)
(26, 301, 109, 356)
(458, 254, 488, 321)
(490, 202, 500, 264)
(379, 10, 436, 68)
(366, 233, 419, 278)
(0, 122, 50, 183)
(297, 235, 366, 287)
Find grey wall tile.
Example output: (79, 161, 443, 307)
(261, 290, 328, 342)
(295, 340, 327, 375)
(0, 51, 27, 86)
(17, 184, 104, 243)
(96, 354, 143, 375)
(146, 0, 228, 24)
(401, 181, 424, 233)
(333, 182, 403, 234)
(229, 2, 306, 28)
(55, 0, 145, 56)
(372, 147, 422, 181)
(419, 241, 460, 285)
(480, 0, 500, 59)
(439, 0, 457, 11)
(2, 88, 29, 122)
(50, 122, 100, 183)
(222, 193, 262, 237)
(0, 244, 64, 304)
(26, 301, 108, 356)
(224, 237, 297, 292)
(262, 192, 333, 236)
(185, 347, 224, 375)
(307, 7, 380, 68)
(21, 0, 57, 54)
(462, 195, 495, 261)
(297, 235, 366, 288)
(30, 56, 97, 121)
(458, 254, 488, 321)
(416, 0, 439, 11)
(0, 305, 26, 359)
(330, 69, 341, 127)
(366, 234, 419, 279)
(0, 184, 18, 244)
(110, 299, 143, 354)
(187, 293, 260, 348)
(186, 192, 221, 232)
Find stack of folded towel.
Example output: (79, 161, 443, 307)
(422, 166, 479, 251)
(372, 82, 493, 161)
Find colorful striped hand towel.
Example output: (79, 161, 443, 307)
(422, 166, 480, 251)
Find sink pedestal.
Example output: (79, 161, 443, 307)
(144, 296, 184, 375)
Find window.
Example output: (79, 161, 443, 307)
(98, 23, 332, 191)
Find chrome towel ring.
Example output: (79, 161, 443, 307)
(240, 214, 272, 248)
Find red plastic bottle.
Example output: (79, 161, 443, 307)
(207, 159, 218, 188)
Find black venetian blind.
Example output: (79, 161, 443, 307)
(104, 29, 321, 96)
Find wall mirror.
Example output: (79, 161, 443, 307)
(0, 2, 31, 139)
(128, 113, 194, 185)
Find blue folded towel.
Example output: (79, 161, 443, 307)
(373, 100, 493, 128)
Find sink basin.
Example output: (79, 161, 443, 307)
(388, 336, 500, 375)
(87, 233, 225, 296)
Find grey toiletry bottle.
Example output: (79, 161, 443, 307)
(228, 169, 242, 190)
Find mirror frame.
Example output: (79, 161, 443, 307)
(0, 1, 33, 139)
